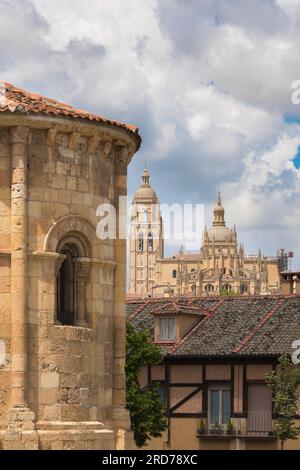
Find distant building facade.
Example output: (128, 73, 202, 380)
(280, 270, 300, 295)
(129, 168, 286, 298)
(127, 295, 300, 450)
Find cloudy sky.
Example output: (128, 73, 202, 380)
(1, 0, 300, 264)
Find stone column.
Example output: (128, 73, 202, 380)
(74, 257, 90, 326)
(10, 126, 29, 406)
(5, 126, 38, 450)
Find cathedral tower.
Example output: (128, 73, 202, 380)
(129, 166, 163, 296)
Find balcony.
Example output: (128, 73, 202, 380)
(241, 411, 276, 439)
(197, 411, 275, 440)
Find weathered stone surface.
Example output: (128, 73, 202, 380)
(0, 84, 140, 450)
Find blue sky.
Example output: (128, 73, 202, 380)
(1, 0, 300, 266)
(293, 146, 300, 168)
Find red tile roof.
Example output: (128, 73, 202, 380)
(151, 301, 210, 317)
(127, 295, 300, 358)
(0, 81, 141, 144)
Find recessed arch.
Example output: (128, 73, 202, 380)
(57, 232, 91, 258)
(43, 214, 100, 258)
(205, 283, 214, 292)
(56, 232, 92, 326)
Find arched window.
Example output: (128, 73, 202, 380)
(205, 284, 214, 292)
(138, 233, 144, 252)
(222, 284, 232, 292)
(57, 243, 78, 325)
(240, 284, 248, 294)
(148, 232, 153, 252)
(56, 234, 90, 326)
(172, 269, 177, 278)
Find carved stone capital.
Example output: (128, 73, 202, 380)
(10, 126, 30, 144)
(46, 128, 58, 148)
(100, 141, 112, 159)
(115, 145, 129, 163)
(55, 254, 67, 277)
(74, 257, 91, 280)
(88, 135, 101, 154)
(68, 130, 81, 151)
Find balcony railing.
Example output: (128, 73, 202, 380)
(197, 411, 275, 439)
(244, 410, 274, 437)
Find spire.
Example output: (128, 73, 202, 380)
(141, 164, 150, 186)
(213, 191, 225, 226)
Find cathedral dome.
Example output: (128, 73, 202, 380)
(204, 193, 235, 242)
(134, 186, 158, 201)
(206, 225, 233, 242)
(133, 166, 158, 203)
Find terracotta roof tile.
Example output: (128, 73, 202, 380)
(127, 295, 300, 359)
(151, 301, 209, 317)
(0, 81, 141, 145)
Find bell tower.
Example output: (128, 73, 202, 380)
(129, 166, 163, 297)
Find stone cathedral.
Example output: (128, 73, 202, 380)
(0, 81, 141, 450)
(129, 168, 284, 298)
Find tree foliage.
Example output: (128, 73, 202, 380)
(220, 289, 238, 297)
(266, 354, 300, 450)
(126, 322, 168, 447)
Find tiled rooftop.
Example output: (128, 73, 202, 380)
(151, 301, 209, 317)
(127, 295, 300, 359)
(0, 81, 141, 145)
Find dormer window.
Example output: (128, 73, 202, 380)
(159, 317, 175, 341)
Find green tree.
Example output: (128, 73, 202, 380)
(126, 322, 168, 447)
(220, 289, 237, 297)
(266, 354, 300, 450)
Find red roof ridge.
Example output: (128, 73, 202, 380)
(0, 81, 141, 142)
(128, 300, 149, 321)
(150, 300, 210, 316)
(233, 297, 286, 354)
(210, 298, 225, 315)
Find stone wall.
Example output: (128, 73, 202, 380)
(0, 114, 139, 450)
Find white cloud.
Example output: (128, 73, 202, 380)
(223, 128, 300, 231)
(198, 23, 300, 114)
(277, 0, 300, 13)
(185, 84, 282, 143)
(1, 0, 300, 263)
